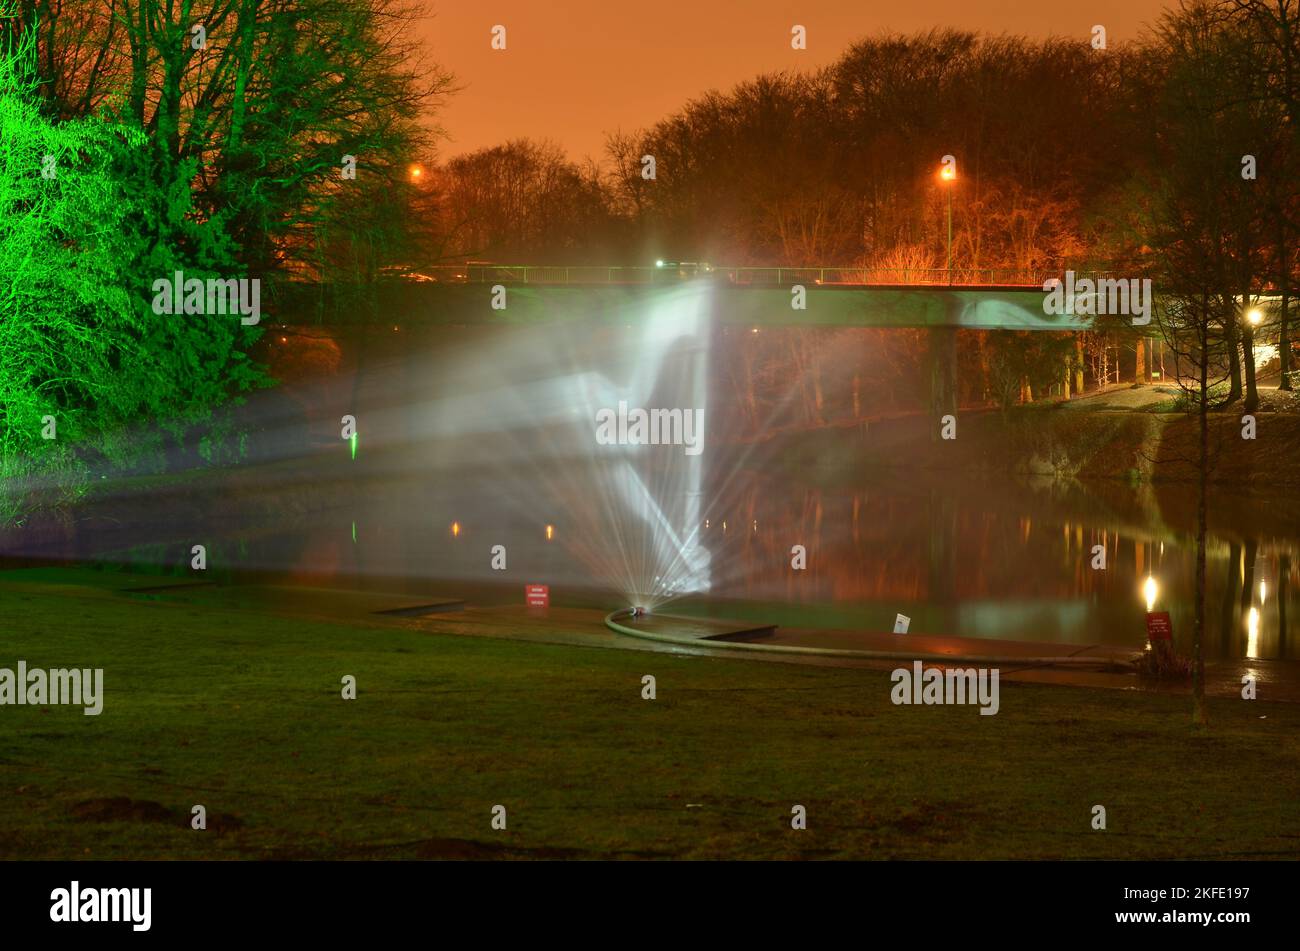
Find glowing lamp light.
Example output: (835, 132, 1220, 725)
(349, 432, 357, 461)
(1259, 580, 1267, 605)
(655, 260, 665, 268)
(409, 165, 423, 180)
(545, 524, 554, 541)
(940, 164, 956, 182)
(1247, 607, 1260, 658)
(450, 521, 461, 538)
(1246, 308, 1263, 326)
(1143, 575, 1159, 612)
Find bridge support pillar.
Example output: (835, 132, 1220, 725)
(928, 326, 958, 427)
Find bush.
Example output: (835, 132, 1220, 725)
(1170, 380, 1232, 411)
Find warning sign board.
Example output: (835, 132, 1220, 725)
(1145, 611, 1172, 640)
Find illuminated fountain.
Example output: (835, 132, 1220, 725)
(332, 280, 720, 611)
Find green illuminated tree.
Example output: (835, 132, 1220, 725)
(1, 10, 264, 485)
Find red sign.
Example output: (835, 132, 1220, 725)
(1145, 611, 1172, 640)
(526, 584, 549, 608)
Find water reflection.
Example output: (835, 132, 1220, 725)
(2, 322, 1298, 662)
(4, 459, 1295, 660)
(685, 463, 1298, 660)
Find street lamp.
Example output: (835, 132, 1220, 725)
(939, 162, 956, 281)
(1143, 575, 1159, 612)
(1246, 308, 1263, 326)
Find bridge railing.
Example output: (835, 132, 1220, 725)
(413, 264, 1111, 287)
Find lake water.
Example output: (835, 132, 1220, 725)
(3, 318, 1295, 661)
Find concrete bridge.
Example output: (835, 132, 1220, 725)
(272, 265, 1292, 427)
(280, 265, 1178, 417)
(322, 264, 1139, 331)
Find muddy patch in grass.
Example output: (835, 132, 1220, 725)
(70, 797, 244, 832)
(71, 798, 180, 824)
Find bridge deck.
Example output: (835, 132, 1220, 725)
(405, 263, 1100, 288)
(288, 280, 1100, 331)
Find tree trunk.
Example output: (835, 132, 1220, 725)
(1225, 309, 1243, 403)
(1242, 323, 1259, 413)
(127, 3, 148, 124)
(225, 0, 258, 158)
(156, 2, 195, 167)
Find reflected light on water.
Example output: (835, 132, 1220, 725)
(1247, 607, 1260, 659)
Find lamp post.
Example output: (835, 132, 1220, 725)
(940, 162, 956, 282)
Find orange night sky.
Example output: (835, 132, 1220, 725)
(419, 0, 1174, 161)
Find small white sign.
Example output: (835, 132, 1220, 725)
(893, 614, 911, 634)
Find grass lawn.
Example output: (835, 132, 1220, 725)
(2, 587, 1298, 860)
